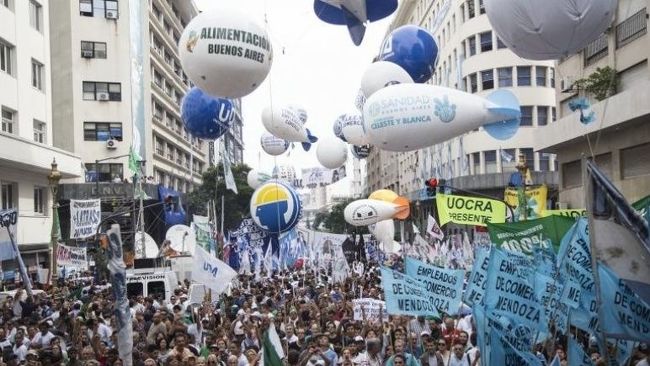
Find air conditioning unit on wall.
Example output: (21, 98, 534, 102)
(97, 92, 109, 101)
(106, 139, 118, 149)
(106, 10, 118, 19)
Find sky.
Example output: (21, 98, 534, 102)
(195, 0, 396, 192)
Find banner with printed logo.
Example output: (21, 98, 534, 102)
(436, 193, 506, 227)
(404, 257, 464, 314)
(504, 185, 548, 221)
(192, 245, 238, 295)
(487, 215, 576, 255)
(380, 267, 440, 318)
(70, 199, 101, 239)
(56, 244, 88, 268)
(352, 298, 388, 322)
(298, 166, 347, 188)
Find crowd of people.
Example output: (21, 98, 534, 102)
(0, 264, 648, 366)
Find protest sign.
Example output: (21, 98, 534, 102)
(534, 273, 568, 334)
(504, 185, 548, 221)
(70, 199, 101, 239)
(405, 257, 464, 314)
(487, 215, 575, 255)
(380, 267, 440, 318)
(436, 193, 506, 227)
(488, 325, 543, 366)
(463, 247, 490, 306)
(56, 244, 88, 268)
(299, 167, 346, 188)
(352, 298, 388, 322)
(556, 219, 595, 309)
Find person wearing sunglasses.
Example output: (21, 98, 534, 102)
(436, 339, 450, 363)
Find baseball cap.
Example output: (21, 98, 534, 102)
(420, 331, 431, 337)
(354, 336, 364, 342)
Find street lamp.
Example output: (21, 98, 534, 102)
(48, 159, 62, 287)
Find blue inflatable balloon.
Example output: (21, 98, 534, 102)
(181, 87, 234, 139)
(250, 180, 302, 234)
(378, 25, 439, 83)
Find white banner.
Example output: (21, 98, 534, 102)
(426, 215, 444, 241)
(353, 298, 388, 322)
(70, 199, 101, 239)
(192, 245, 237, 295)
(311, 232, 347, 270)
(298, 166, 347, 188)
(56, 244, 88, 268)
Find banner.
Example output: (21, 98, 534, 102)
(464, 247, 490, 306)
(311, 232, 347, 270)
(341, 237, 358, 266)
(568, 337, 595, 366)
(298, 166, 347, 188)
(534, 273, 568, 334)
(556, 219, 595, 310)
(0, 209, 17, 261)
(542, 209, 586, 218)
(380, 267, 440, 317)
(436, 193, 506, 227)
(70, 199, 101, 239)
(192, 245, 238, 295)
(192, 215, 214, 253)
(487, 215, 576, 255)
(489, 327, 543, 366)
(404, 257, 464, 314)
(352, 298, 388, 322)
(426, 215, 444, 241)
(504, 185, 548, 221)
(56, 244, 87, 268)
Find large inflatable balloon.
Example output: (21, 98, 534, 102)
(316, 136, 348, 169)
(178, 7, 273, 98)
(363, 84, 521, 152)
(369, 219, 399, 254)
(344, 198, 409, 226)
(260, 133, 289, 156)
(262, 106, 318, 151)
(369, 189, 398, 203)
(181, 87, 233, 139)
(361, 61, 414, 98)
(247, 169, 271, 189)
(351, 145, 371, 159)
(378, 25, 439, 83)
(250, 180, 302, 234)
(355, 89, 367, 112)
(485, 0, 616, 60)
(288, 105, 308, 124)
(332, 114, 364, 143)
(314, 0, 398, 46)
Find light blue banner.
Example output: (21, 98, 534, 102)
(557, 218, 595, 309)
(464, 246, 490, 306)
(598, 264, 650, 341)
(404, 257, 465, 314)
(613, 339, 635, 365)
(534, 273, 568, 334)
(568, 337, 595, 366)
(380, 267, 440, 318)
(488, 326, 543, 366)
(484, 248, 544, 332)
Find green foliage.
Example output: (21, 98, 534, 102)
(315, 198, 369, 235)
(574, 66, 617, 101)
(187, 163, 254, 233)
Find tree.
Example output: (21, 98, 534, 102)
(188, 163, 254, 233)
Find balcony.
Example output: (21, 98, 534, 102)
(0, 132, 82, 178)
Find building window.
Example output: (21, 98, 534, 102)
(485, 150, 497, 173)
(83, 122, 122, 141)
(537, 106, 549, 126)
(481, 69, 494, 90)
(86, 163, 123, 182)
(153, 70, 162, 87)
(469, 73, 477, 93)
(468, 36, 476, 56)
(29, 0, 42, 32)
(2, 0, 12, 10)
(1, 182, 16, 210)
(79, 0, 118, 18)
(81, 41, 107, 58)
(621, 142, 650, 178)
(480, 31, 492, 52)
(562, 160, 582, 188)
(584, 33, 608, 66)
(520, 148, 535, 170)
(79, 0, 92, 15)
(498, 67, 512, 87)
(467, 0, 475, 18)
(471, 152, 480, 174)
(153, 101, 163, 120)
(496, 37, 507, 49)
(520, 106, 533, 126)
(0, 40, 14, 76)
(31, 59, 44, 91)
(82, 81, 121, 101)
(167, 146, 175, 161)
(33, 187, 45, 214)
(552, 107, 557, 122)
(517, 66, 531, 86)
(478, 0, 485, 14)
(616, 8, 647, 49)
(1, 107, 14, 134)
(538, 153, 551, 171)
(549, 68, 555, 88)
(536, 66, 547, 87)
(155, 137, 165, 156)
(33, 120, 46, 143)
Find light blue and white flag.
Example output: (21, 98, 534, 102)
(568, 336, 595, 366)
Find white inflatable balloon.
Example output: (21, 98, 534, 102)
(262, 106, 318, 150)
(344, 199, 409, 226)
(247, 169, 271, 189)
(316, 136, 348, 169)
(340, 114, 369, 146)
(260, 133, 289, 156)
(485, 0, 616, 60)
(178, 7, 273, 98)
(355, 89, 367, 112)
(288, 104, 308, 124)
(361, 61, 414, 98)
(369, 219, 398, 254)
(363, 84, 521, 151)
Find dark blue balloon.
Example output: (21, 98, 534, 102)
(181, 87, 234, 139)
(378, 25, 439, 83)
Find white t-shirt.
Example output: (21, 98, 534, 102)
(636, 359, 649, 366)
(448, 354, 471, 366)
(31, 331, 55, 348)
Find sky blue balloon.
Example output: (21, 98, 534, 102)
(181, 87, 234, 139)
(378, 25, 439, 83)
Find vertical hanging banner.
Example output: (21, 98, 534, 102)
(487, 215, 576, 255)
(504, 185, 548, 221)
(380, 267, 440, 317)
(534, 273, 568, 334)
(436, 193, 506, 227)
(404, 257, 464, 314)
(70, 199, 101, 239)
(556, 219, 595, 310)
(463, 246, 491, 306)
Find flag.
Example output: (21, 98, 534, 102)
(222, 144, 238, 194)
(128, 146, 141, 176)
(426, 215, 444, 241)
(192, 245, 237, 295)
(633, 194, 650, 225)
(585, 159, 650, 304)
(568, 336, 595, 366)
(261, 323, 284, 366)
(500, 148, 514, 163)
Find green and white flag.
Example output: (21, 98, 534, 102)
(261, 322, 284, 366)
(128, 146, 141, 176)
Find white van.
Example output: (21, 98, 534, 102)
(126, 269, 178, 302)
